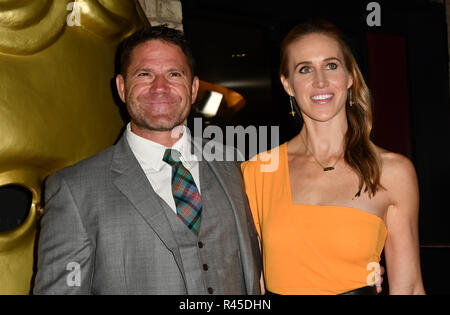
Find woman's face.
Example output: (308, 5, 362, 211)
(281, 33, 353, 123)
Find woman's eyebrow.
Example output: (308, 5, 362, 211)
(294, 56, 342, 69)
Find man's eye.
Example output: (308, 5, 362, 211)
(169, 72, 182, 78)
(299, 66, 311, 74)
(327, 63, 338, 70)
(138, 72, 149, 77)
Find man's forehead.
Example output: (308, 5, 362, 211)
(127, 39, 192, 77)
(130, 40, 187, 65)
(132, 40, 185, 60)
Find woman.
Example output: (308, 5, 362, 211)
(241, 20, 425, 295)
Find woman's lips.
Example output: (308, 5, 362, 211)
(310, 93, 334, 104)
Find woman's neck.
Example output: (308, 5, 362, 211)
(299, 117, 348, 158)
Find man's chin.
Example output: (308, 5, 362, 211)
(133, 119, 185, 133)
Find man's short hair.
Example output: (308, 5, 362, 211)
(118, 25, 196, 79)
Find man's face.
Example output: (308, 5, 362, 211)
(116, 40, 199, 136)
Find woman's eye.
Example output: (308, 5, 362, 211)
(327, 63, 338, 70)
(299, 66, 311, 74)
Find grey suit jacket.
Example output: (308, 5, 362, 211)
(33, 134, 261, 294)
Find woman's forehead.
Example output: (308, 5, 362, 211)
(287, 33, 344, 62)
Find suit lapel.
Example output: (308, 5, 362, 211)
(192, 140, 250, 245)
(205, 159, 247, 231)
(110, 135, 186, 282)
(203, 157, 259, 294)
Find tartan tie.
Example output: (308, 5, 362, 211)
(163, 149, 202, 236)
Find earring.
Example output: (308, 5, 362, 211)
(348, 90, 355, 107)
(289, 96, 296, 116)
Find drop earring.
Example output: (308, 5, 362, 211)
(348, 90, 355, 107)
(289, 96, 296, 117)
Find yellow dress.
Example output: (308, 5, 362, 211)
(241, 143, 387, 295)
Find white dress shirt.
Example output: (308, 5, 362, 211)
(126, 123, 201, 213)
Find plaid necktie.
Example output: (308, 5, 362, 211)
(163, 149, 202, 236)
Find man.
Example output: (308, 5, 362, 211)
(34, 26, 262, 295)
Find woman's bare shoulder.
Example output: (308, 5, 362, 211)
(376, 146, 418, 194)
(376, 147, 415, 173)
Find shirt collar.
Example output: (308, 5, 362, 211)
(126, 123, 198, 172)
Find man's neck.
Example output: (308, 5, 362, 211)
(130, 123, 184, 148)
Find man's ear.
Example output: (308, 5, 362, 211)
(116, 74, 126, 103)
(280, 74, 294, 97)
(191, 76, 200, 104)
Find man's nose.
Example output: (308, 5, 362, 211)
(151, 75, 169, 92)
(312, 70, 329, 89)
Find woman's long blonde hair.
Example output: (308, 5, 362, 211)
(280, 19, 383, 198)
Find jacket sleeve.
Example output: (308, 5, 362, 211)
(33, 172, 94, 295)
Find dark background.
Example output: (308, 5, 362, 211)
(181, 0, 450, 294)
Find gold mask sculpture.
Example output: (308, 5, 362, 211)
(0, 0, 147, 294)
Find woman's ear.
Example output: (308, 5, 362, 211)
(347, 73, 354, 89)
(280, 74, 294, 97)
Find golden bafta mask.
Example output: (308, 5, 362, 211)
(0, 0, 147, 294)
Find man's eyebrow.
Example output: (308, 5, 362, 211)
(167, 67, 188, 76)
(130, 67, 188, 76)
(131, 67, 152, 75)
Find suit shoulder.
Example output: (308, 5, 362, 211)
(50, 145, 115, 183)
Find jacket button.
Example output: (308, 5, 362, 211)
(208, 287, 214, 294)
(203, 264, 209, 271)
(198, 241, 204, 248)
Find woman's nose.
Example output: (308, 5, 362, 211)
(312, 70, 329, 89)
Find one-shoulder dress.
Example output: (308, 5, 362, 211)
(241, 143, 387, 295)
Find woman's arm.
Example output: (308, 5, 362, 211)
(383, 153, 425, 294)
